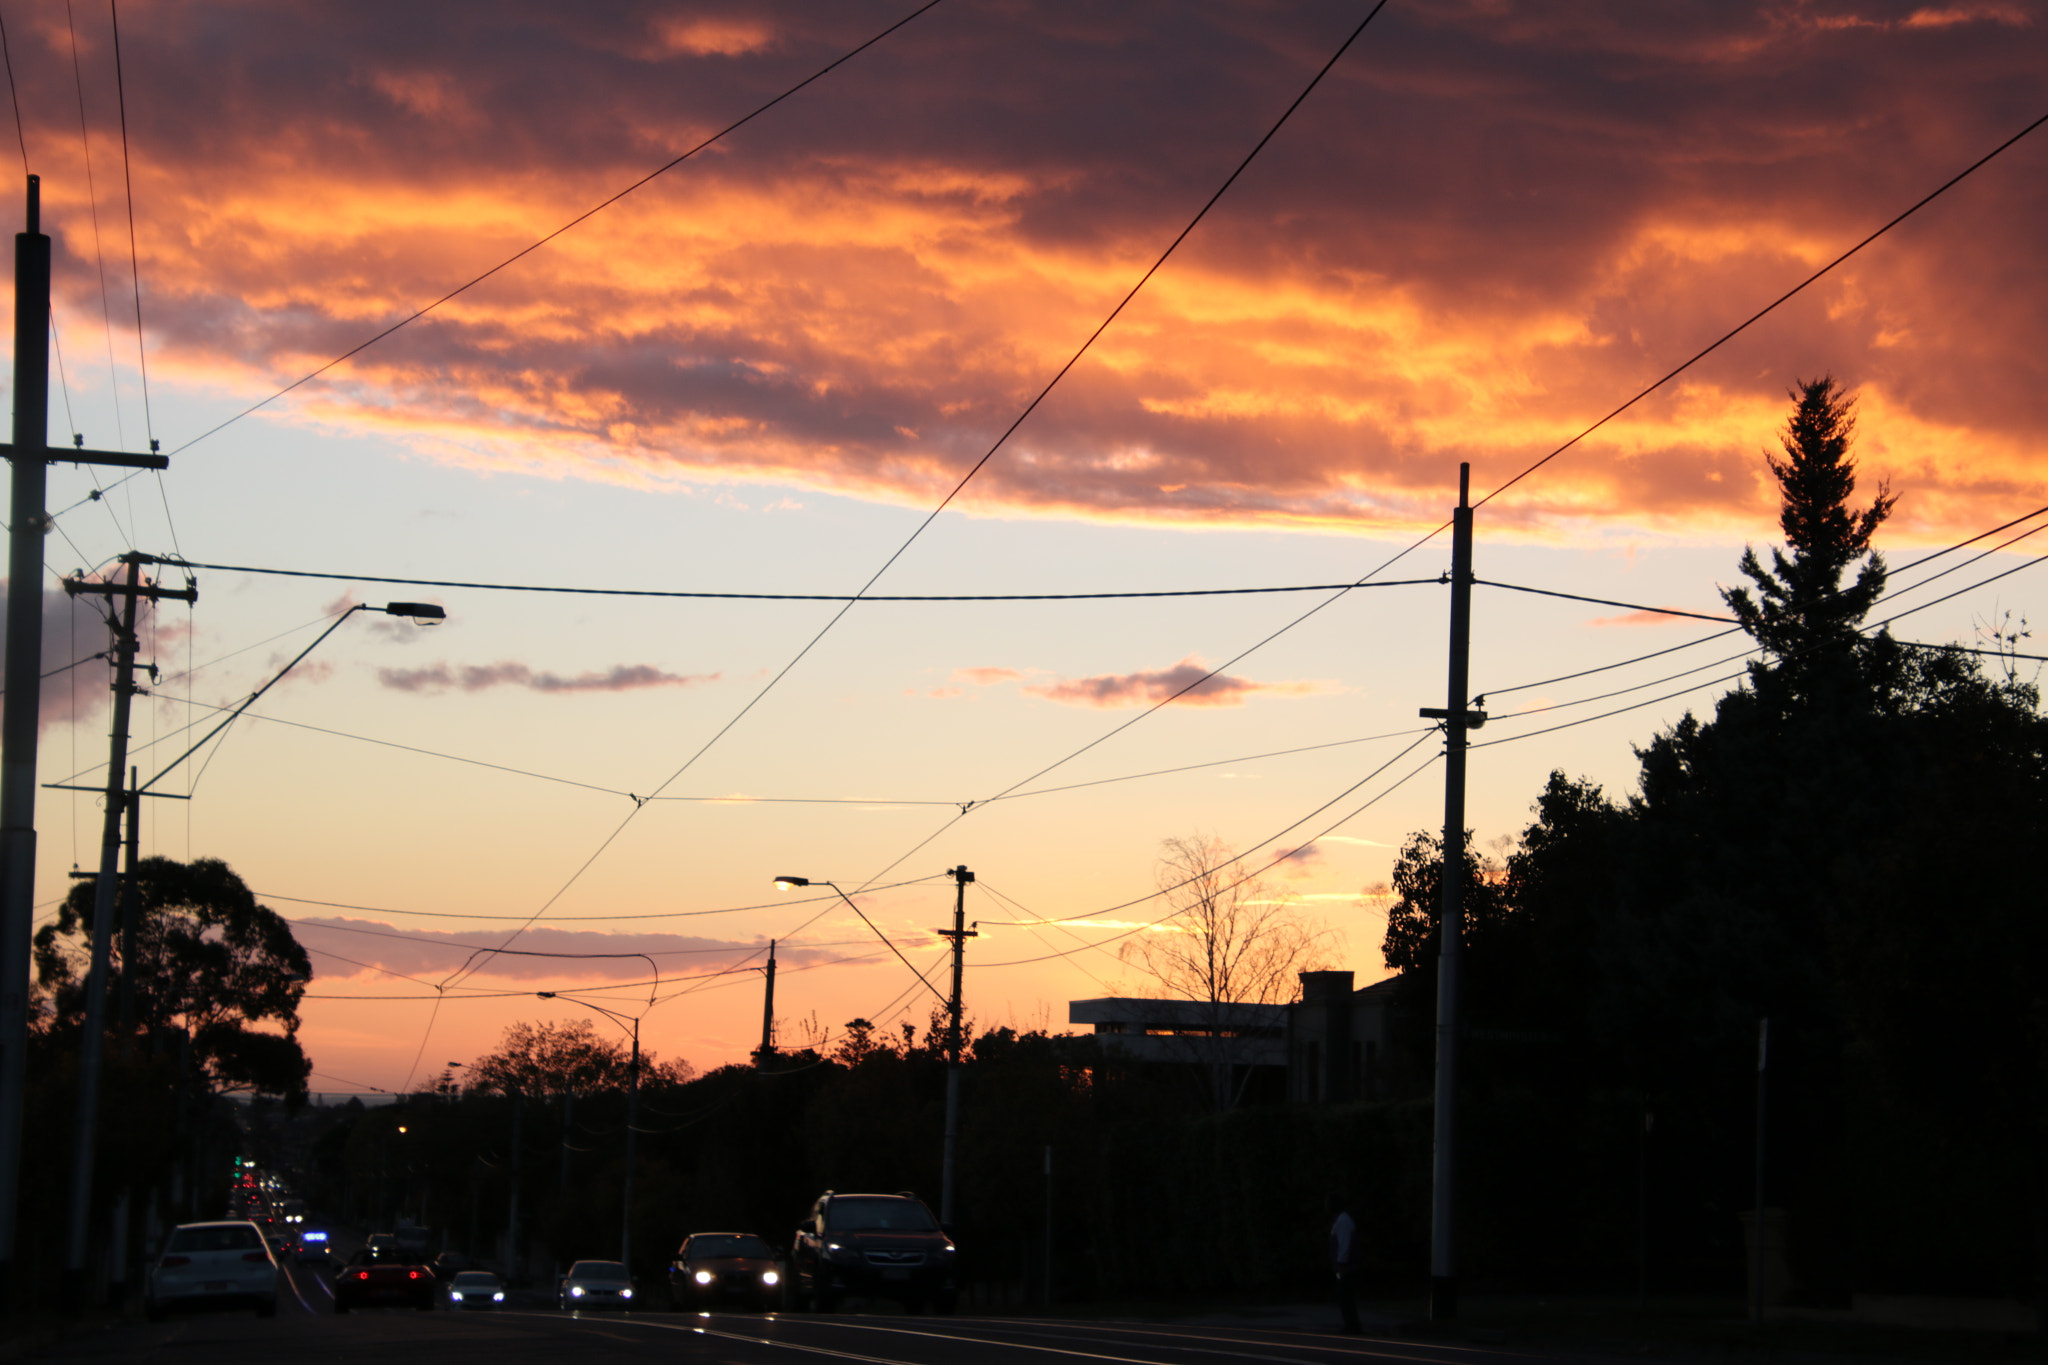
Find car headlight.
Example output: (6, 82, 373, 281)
(620, 1287, 633, 1298)
(693, 1270, 713, 1285)
(492, 1291, 505, 1302)
(761, 1270, 780, 1286)
(571, 1285, 586, 1297)
(450, 1291, 464, 1302)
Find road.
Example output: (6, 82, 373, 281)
(41, 1258, 1620, 1365)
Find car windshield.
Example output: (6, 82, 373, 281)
(573, 1261, 627, 1279)
(824, 1198, 936, 1233)
(452, 1272, 501, 1288)
(167, 1224, 263, 1253)
(688, 1235, 773, 1259)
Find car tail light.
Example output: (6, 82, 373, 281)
(356, 1270, 371, 1280)
(160, 1255, 190, 1267)
(408, 1271, 421, 1280)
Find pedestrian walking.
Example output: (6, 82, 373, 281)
(1327, 1193, 1362, 1334)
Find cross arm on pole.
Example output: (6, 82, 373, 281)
(0, 444, 169, 470)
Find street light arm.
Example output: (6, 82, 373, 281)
(788, 877, 946, 1008)
(140, 605, 365, 793)
(139, 601, 442, 794)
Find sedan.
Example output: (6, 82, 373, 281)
(445, 1270, 507, 1310)
(559, 1259, 635, 1310)
(146, 1220, 280, 1322)
(334, 1256, 436, 1312)
(669, 1233, 782, 1311)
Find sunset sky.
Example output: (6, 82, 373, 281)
(5, 0, 2043, 1097)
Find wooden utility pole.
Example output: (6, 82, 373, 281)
(1421, 464, 1483, 1321)
(0, 175, 168, 1303)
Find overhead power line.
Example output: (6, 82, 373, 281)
(1477, 580, 1735, 625)
(258, 875, 943, 923)
(162, 558, 1442, 603)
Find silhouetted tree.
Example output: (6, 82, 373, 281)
(1122, 833, 1338, 1108)
(34, 855, 313, 1102)
(1723, 375, 1896, 709)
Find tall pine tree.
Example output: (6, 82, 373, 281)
(1722, 376, 1897, 710)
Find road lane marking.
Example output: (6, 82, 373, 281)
(501, 1310, 1524, 1365)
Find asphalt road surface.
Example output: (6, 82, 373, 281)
(51, 1259, 1614, 1365)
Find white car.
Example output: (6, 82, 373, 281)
(146, 1220, 280, 1322)
(559, 1259, 634, 1310)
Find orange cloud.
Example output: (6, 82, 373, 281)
(952, 666, 1024, 686)
(1587, 609, 1712, 627)
(17, 2, 2044, 544)
(1022, 657, 1323, 709)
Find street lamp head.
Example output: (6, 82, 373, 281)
(537, 991, 557, 999)
(380, 602, 446, 623)
(773, 876, 812, 890)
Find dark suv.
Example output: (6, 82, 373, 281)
(787, 1191, 956, 1313)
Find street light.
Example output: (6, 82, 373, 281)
(537, 991, 642, 1280)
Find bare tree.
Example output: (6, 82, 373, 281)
(1119, 833, 1340, 1106)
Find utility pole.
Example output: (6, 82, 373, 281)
(936, 865, 976, 1227)
(755, 939, 776, 1067)
(117, 767, 140, 1031)
(506, 1091, 523, 1281)
(60, 555, 192, 1308)
(622, 1021, 639, 1276)
(0, 175, 169, 1300)
(1420, 464, 1482, 1321)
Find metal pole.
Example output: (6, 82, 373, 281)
(62, 554, 144, 1308)
(622, 1023, 638, 1278)
(939, 865, 975, 1226)
(1428, 463, 1475, 1321)
(0, 175, 51, 1294)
